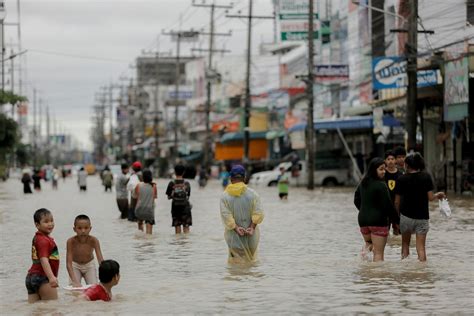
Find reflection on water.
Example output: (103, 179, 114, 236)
(0, 178, 473, 314)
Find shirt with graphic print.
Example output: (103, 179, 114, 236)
(27, 231, 59, 277)
(384, 169, 402, 204)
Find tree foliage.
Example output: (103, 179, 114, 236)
(0, 113, 18, 150)
(0, 90, 28, 105)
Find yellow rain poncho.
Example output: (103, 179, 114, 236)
(220, 182, 264, 263)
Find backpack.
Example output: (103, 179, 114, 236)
(172, 181, 188, 205)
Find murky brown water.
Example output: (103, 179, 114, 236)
(1, 176, 473, 315)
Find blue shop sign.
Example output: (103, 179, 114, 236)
(372, 56, 439, 90)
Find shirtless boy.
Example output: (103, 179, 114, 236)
(66, 215, 104, 287)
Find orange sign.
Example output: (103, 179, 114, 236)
(212, 121, 240, 133)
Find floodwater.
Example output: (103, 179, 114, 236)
(1, 175, 473, 315)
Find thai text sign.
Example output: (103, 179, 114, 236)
(372, 56, 439, 90)
(315, 64, 349, 82)
(279, 0, 318, 42)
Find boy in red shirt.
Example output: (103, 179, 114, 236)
(25, 208, 60, 303)
(81, 260, 120, 301)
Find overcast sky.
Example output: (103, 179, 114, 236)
(4, 0, 275, 150)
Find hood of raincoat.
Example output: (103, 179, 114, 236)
(225, 182, 247, 196)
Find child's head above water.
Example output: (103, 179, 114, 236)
(34, 208, 52, 224)
(73, 214, 92, 237)
(33, 208, 54, 235)
(99, 260, 120, 285)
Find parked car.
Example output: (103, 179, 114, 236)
(248, 162, 292, 187)
(249, 159, 350, 187)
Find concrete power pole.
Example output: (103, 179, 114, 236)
(109, 84, 113, 160)
(192, 0, 232, 172)
(32, 88, 37, 167)
(46, 105, 50, 164)
(162, 28, 199, 162)
(306, 0, 315, 190)
(227, 0, 273, 176)
(406, 0, 418, 151)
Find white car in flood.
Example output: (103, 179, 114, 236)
(249, 160, 350, 187)
(248, 162, 293, 187)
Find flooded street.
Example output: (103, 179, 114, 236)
(1, 176, 473, 315)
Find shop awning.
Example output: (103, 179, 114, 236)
(220, 131, 268, 144)
(288, 115, 401, 132)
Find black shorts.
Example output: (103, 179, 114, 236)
(138, 219, 156, 225)
(279, 193, 288, 198)
(25, 274, 49, 294)
(171, 205, 192, 227)
(80, 186, 87, 191)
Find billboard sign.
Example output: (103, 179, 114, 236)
(168, 90, 193, 99)
(279, 0, 318, 42)
(372, 56, 440, 90)
(315, 64, 349, 83)
(444, 57, 469, 121)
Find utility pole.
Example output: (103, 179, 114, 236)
(9, 48, 14, 120)
(192, 0, 232, 172)
(227, 0, 273, 175)
(32, 88, 37, 167)
(273, 0, 279, 43)
(46, 105, 50, 165)
(154, 45, 161, 174)
(162, 28, 199, 162)
(306, 0, 315, 190)
(0, 0, 5, 93)
(174, 33, 180, 162)
(9, 48, 13, 93)
(108, 83, 114, 160)
(406, 0, 418, 151)
(16, 0, 22, 95)
(38, 98, 42, 147)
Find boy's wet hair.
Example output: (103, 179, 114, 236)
(393, 146, 407, 157)
(74, 214, 90, 225)
(33, 208, 52, 224)
(121, 163, 128, 170)
(142, 169, 153, 183)
(99, 260, 120, 283)
(405, 152, 426, 171)
(174, 164, 185, 176)
(384, 150, 395, 159)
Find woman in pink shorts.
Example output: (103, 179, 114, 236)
(354, 158, 400, 262)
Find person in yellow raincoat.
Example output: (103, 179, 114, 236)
(220, 165, 264, 263)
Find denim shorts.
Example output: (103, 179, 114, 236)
(25, 274, 49, 294)
(400, 214, 429, 235)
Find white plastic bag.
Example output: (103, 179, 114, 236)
(438, 198, 452, 217)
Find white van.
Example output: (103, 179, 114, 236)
(249, 160, 349, 187)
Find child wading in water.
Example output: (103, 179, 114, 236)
(277, 167, 289, 200)
(25, 208, 60, 303)
(166, 164, 192, 234)
(134, 169, 157, 234)
(81, 260, 120, 302)
(66, 215, 104, 287)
